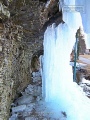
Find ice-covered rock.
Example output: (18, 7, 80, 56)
(24, 103, 35, 112)
(32, 72, 36, 77)
(9, 70, 43, 120)
(32, 71, 41, 77)
(15, 95, 34, 105)
(42, 118, 48, 120)
(33, 85, 42, 96)
(25, 84, 34, 95)
(25, 84, 42, 96)
(25, 116, 37, 120)
(36, 95, 42, 102)
(9, 114, 17, 120)
(33, 76, 41, 83)
(22, 111, 31, 117)
(11, 103, 16, 107)
(12, 105, 26, 113)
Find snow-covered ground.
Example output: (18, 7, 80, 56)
(70, 61, 87, 68)
(79, 78, 90, 98)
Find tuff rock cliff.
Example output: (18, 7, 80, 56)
(0, 0, 62, 119)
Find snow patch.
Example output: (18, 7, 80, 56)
(45, 0, 51, 8)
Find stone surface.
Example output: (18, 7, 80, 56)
(9, 71, 42, 120)
(0, 19, 42, 120)
(25, 116, 37, 120)
(0, 0, 62, 119)
(0, 45, 2, 51)
(9, 114, 17, 120)
(15, 95, 34, 105)
(12, 105, 26, 113)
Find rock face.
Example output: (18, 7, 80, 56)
(9, 0, 41, 42)
(0, 0, 61, 119)
(0, 20, 32, 120)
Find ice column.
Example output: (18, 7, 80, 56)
(59, 0, 90, 48)
(43, 22, 90, 120)
(42, 0, 90, 119)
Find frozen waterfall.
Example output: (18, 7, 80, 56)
(59, 0, 90, 49)
(42, 0, 90, 120)
(42, 22, 90, 120)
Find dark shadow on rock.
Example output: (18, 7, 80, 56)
(40, 11, 63, 36)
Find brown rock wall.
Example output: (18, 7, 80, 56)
(0, 0, 58, 119)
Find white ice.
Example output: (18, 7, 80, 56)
(12, 105, 26, 113)
(43, 22, 90, 120)
(75, 0, 90, 33)
(42, 0, 90, 119)
(82, 78, 90, 84)
(60, 0, 90, 48)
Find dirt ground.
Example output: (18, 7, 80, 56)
(78, 55, 90, 73)
(79, 55, 90, 59)
(77, 54, 90, 80)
